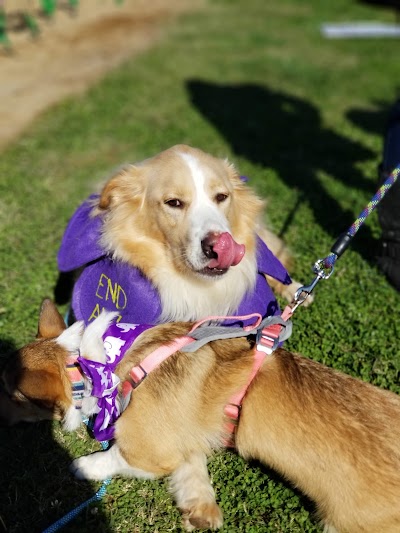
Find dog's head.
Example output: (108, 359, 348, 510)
(96, 145, 264, 280)
(0, 299, 83, 426)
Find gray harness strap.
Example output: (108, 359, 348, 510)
(120, 315, 292, 417)
(181, 316, 292, 353)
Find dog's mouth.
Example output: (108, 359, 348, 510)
(193, 232, 245, 278)
(199, 265, 229, 277)
(205, 232, 245, 269)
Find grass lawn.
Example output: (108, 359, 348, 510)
(1, 0, 400, 531)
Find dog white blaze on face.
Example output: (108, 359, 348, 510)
(151, 147, 245, 279)
(181, 152, 230, 248)
(178, 151, 232, 273)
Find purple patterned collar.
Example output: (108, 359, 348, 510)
(77, 322, 152, 441)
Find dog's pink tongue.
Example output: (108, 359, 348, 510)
(208, 232, 245, 269)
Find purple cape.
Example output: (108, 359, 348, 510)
(58, 196, 292, 325)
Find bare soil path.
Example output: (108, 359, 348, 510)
(0, 0, 199, 150)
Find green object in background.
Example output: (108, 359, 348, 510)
(23, 13, 40, 37)
(0, 8, 10, 49)
(41, 0, 57, 17)
(68, 0, 79, 9)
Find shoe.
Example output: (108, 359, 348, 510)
(376, 99, 400, 291)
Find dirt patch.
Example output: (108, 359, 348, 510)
(0, 0, 201, 150)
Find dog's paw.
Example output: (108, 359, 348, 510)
(182, 501, 223, 531)
(70, 455, 104, 480)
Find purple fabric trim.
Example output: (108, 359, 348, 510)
(78, 322, 152, 441)
(58, 196, 292, 326)
(58, 195, 104, 272)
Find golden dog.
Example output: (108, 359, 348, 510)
(57, 145, 301, 325)
(2, 299, 400, 532)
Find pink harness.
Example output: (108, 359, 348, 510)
(122, 308, 293, 446)
(222, 306, 293, 445)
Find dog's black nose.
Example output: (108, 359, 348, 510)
(201, 233, 219, 259)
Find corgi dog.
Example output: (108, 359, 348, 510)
(57, 144, 303, 326)
(1, 299, 400, 532)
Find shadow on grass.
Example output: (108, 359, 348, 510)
(346, 78, 400, 138)
(247, 458, 320, 527)
(346, 100, 390, 139)
(54, 271, 75, 307)
(187, 80, 385, 264)
(213, 450, 322, 531)
(0, 338, 112, 533)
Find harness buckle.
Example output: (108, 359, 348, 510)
(224, 402, 241, 421)
(129, 365, 148, 388)
(256, 338, 277, 355)
(256, 324, 281, 355)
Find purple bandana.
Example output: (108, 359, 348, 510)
(58, 196, 292, 325)
(78, 322, 152, 441)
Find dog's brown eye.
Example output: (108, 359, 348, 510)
(165, 199, 184, 209)
(215, 193, 228, 203)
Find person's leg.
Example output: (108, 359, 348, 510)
(376, 99, 400, 291)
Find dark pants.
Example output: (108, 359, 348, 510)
(376, 99, 400, 291)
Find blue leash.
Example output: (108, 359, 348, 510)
(291, 163, 400, 309)
(42, 420, 112, 533)
(42, 478, 111, 533)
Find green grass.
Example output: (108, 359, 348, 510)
(1, 0, 400, 531)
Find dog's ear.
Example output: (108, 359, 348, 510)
(98, 164, 145, 210)
(37, 299, 66, 339)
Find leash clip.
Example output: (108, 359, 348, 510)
(291, 258, 334, 312)
(313, 257, 335, 279)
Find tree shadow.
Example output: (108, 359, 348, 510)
(187, 80, 380, 263)
(0, 338, 112, 533)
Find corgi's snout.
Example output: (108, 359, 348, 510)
(0, 383, 31, 426)
(201, 232, 245, 270)
(0, 385, 14, 426)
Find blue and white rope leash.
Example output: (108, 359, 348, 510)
(42, 419, 111, 533)
(291, 164, 400, 308)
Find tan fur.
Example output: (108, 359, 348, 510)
(91, 145, 301, 320)
(3, 300, 400, 531)
(116, 334, 400, 532)
(1, 338, 71, 423)
(237, 352, 400, 532)
(115, 328, 254, 476)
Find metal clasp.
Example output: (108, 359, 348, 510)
(291, 258, 334, 312)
